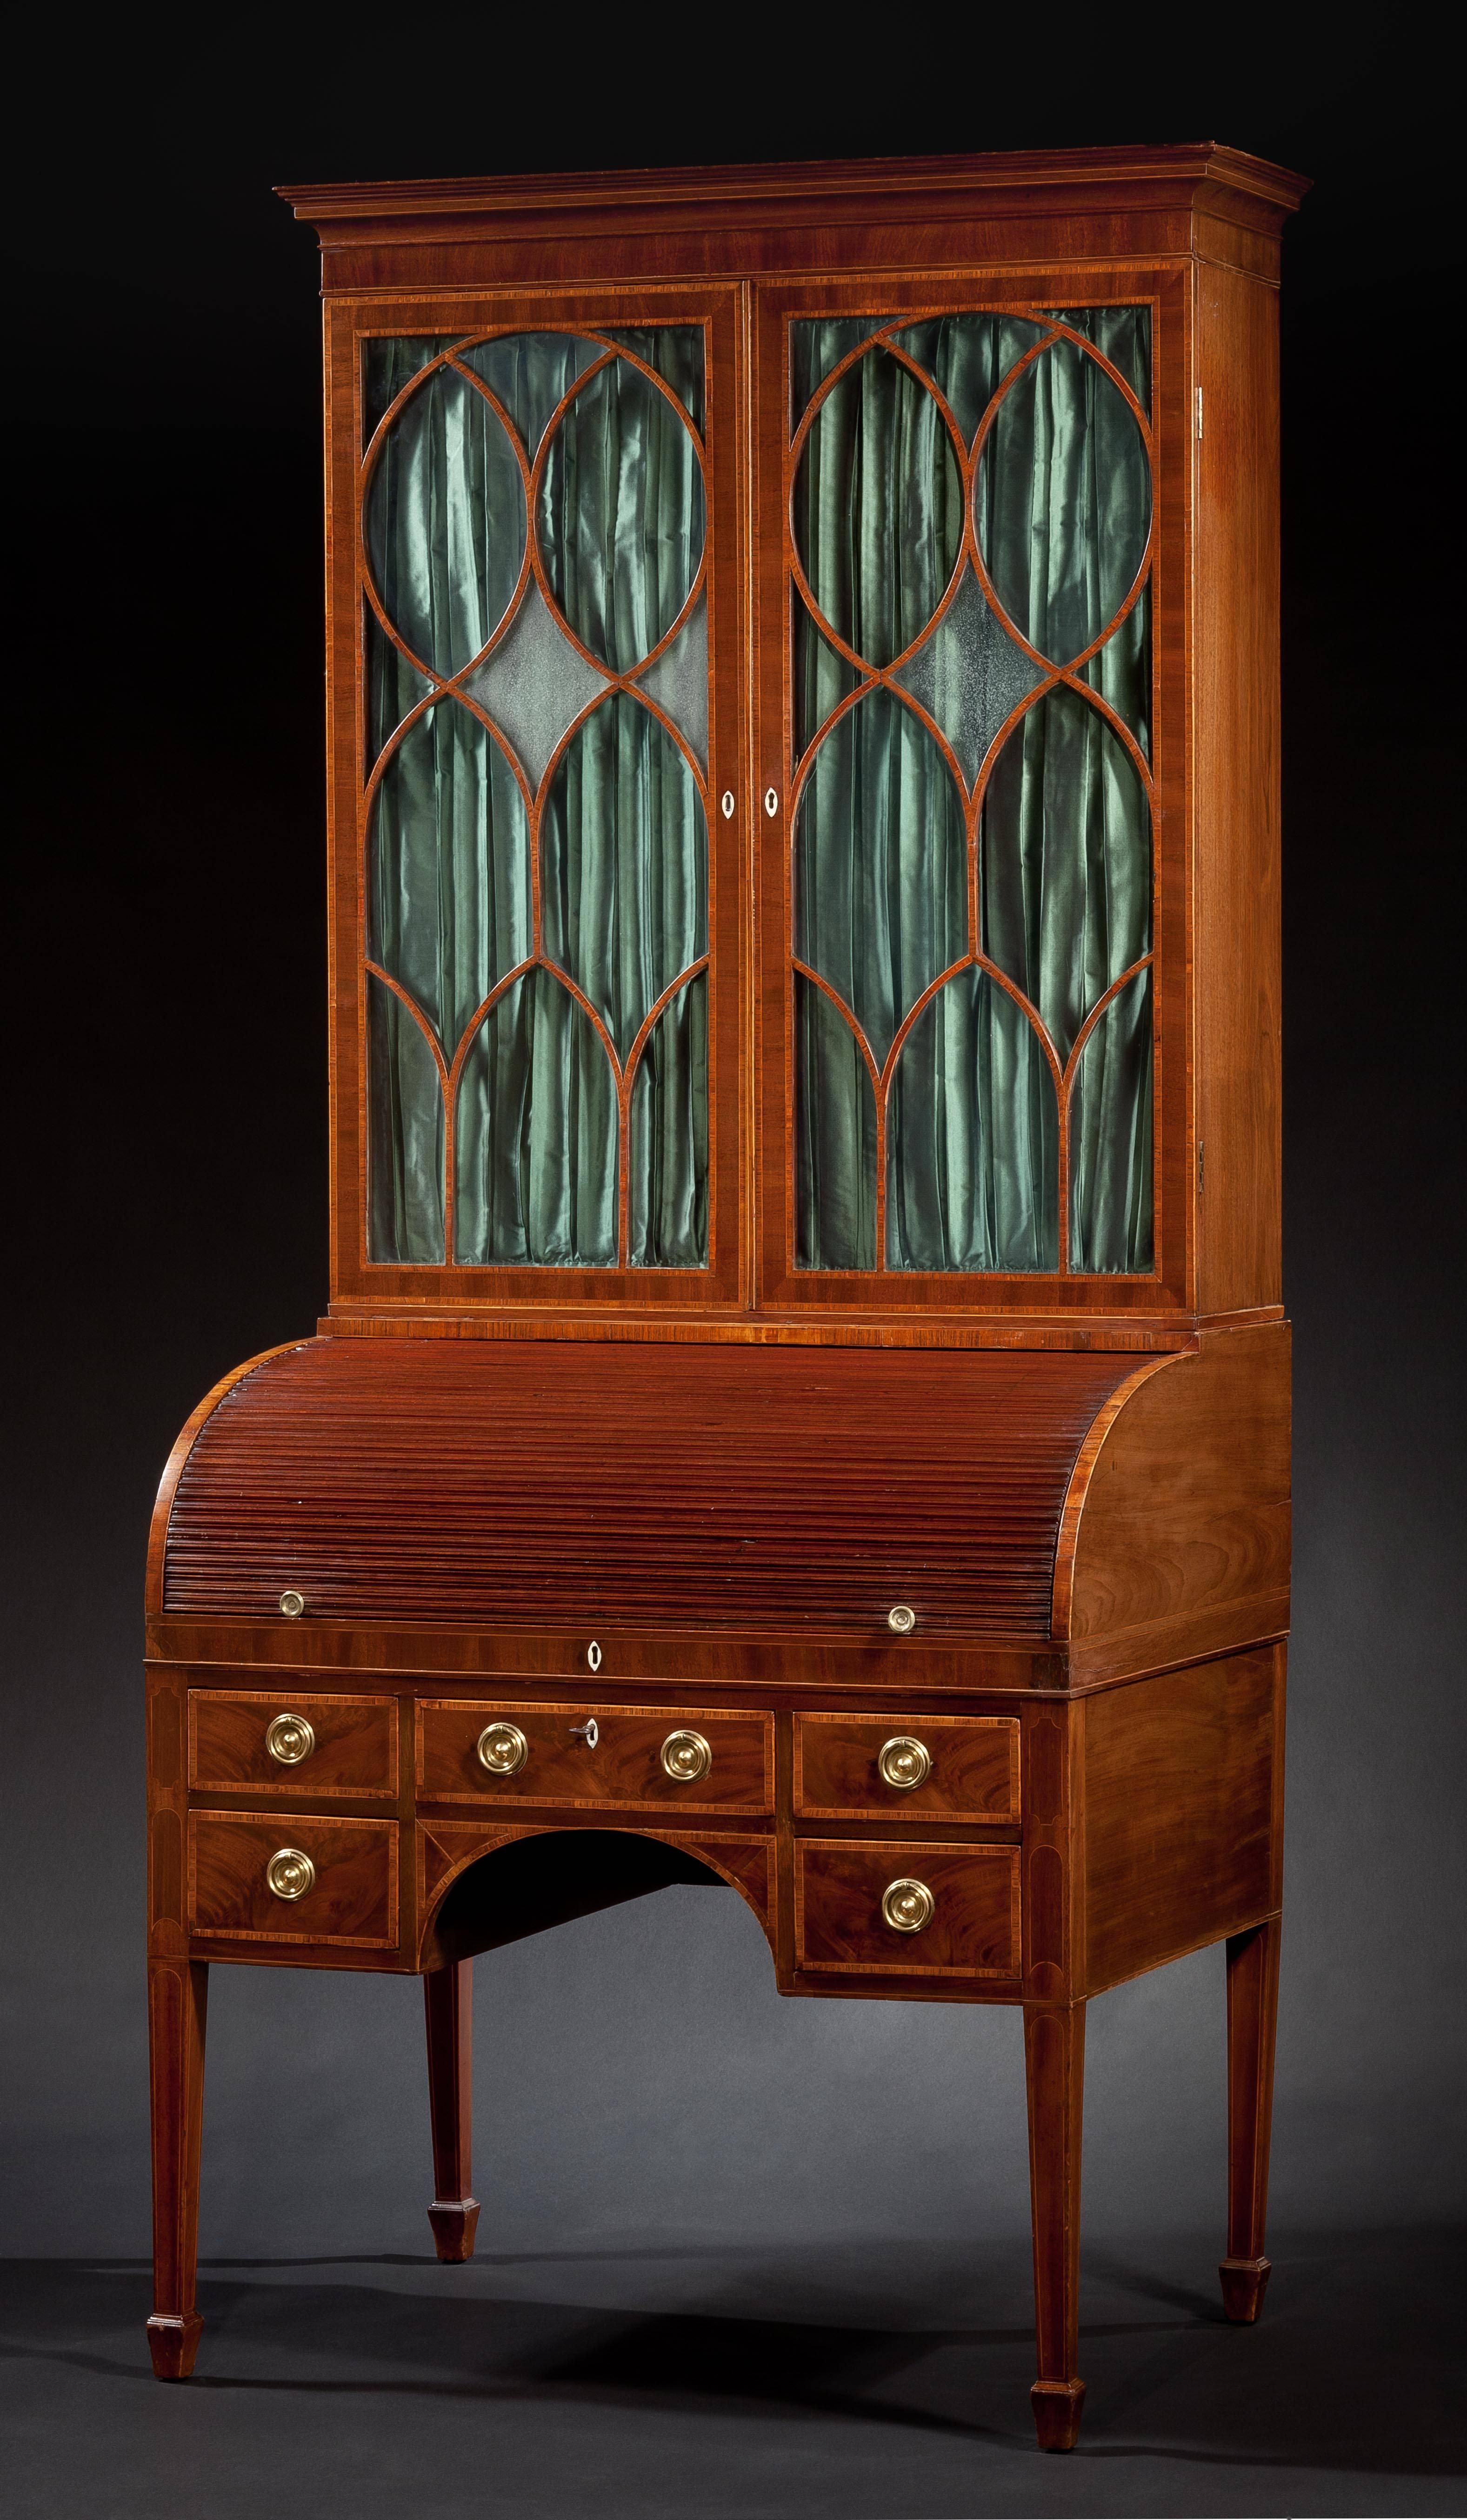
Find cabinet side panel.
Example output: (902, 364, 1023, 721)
(1061, 1320, 1290, 1660)
(1194, 263, 1282, 1314)
(1083, 1648, 1277, 1992)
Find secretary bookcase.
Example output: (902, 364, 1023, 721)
(145, 147, 1305, 2450)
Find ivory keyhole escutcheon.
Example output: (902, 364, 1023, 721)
(763, 786, 779, 817)
(720, 790, 734, 819)
(587, 1640, 602, 1673)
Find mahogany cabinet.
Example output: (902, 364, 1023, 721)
(145, 145, 1305, 2450)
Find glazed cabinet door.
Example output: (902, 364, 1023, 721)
(753, 272, 1189, 1316)
(327, 291, 747, 1309)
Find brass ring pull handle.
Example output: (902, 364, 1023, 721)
(881, 1876, 935, 1934)
(278, 1589, 306, 1619)
(877, 1735, 930, 1792)
(887, 1603, 916, 1634)
(477, 1720, 529, 1776)
(266, 1713, 315, 1766)
(266, 1847, 316, 1901)
(660, 1728, 712, 1784)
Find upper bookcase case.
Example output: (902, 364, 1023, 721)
(281, 146, 1307, 1347)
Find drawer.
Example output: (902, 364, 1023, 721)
(187, 1813, 399, 1947)
(795, 1839, 1021, 1980)
(188, 1688, 397, 1798)
(417, 1701, 773, 1813)
(794, 1713, 1019, 1822)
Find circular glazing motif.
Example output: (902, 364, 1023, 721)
(367, 363, 527, 676)
(794, 347, 962, 670)
(976, 334, 1150, 667)
(538, 359, 706, 672)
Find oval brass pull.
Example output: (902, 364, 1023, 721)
(877, 1735, 930, 1792)
(887, 1603, 916, 1634)
(881, 1876, 935, 1934)
(266, 1713, 315, 1767)
(279, 1589, 306, 1620)
(477, 1720, 529, 1776)
(660, 1728, 712, 1784)
(266, 1847, 315, 1902)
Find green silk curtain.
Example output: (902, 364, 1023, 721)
(364, 330, 709, 1268)
(792, 307, 1153, 1274)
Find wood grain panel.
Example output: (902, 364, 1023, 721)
(187, 1814, 398, 1947)
(416, 1701, 772, 1813)
(1082, 1652, 1277, 1992)
(1056, 1323, 1290, 1649)
(189, 1688, 397, 1797)
(793, 1713, 1019, 1822)
(1194, 263, 1283, 1316)
(795, 1839, 1020, 1978)
(162, 1338, 1138, 1638)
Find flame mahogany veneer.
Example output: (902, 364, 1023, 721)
(144, 146, 1303, 2453)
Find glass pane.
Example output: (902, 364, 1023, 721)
(893, 562, 1044, 789)
(890, 313, 1049, 449)
(363, 336, 455, 441)
(793, 587, 860, 761)
(367, 974, 444, 1262)
(370, 700, 531, 1060)
(1069, 967, 1153, 1272)
(977, 321, 1151, 666)
(887, 973, 1059, 1271)
(1057, 305, 1152, 416)
(365, 606, 433, 770)
(458, 333, 601, 456)
(538, 357, 706, 671)
(794, 346, 962, 669)
(454, 970, 618, 1266)
(600, 327, 706, 437)
(628, 973, 708, 1267)
(794, 976, 876, 1270)
(634, 591, 708, 773)
(366, 364, 526, 676)
(791, 318, 881, 424)
(464, 576, 611, 796)
(542, 694, 707, 1063)
(794, 688, 966, 1070)
(980, 687, 1151, 1065)
(1078, 578, 1151, 755)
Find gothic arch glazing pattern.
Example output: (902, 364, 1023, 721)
(788, 307, 1155, 1275)
(360, 327, 712, 1268)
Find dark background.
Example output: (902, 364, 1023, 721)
(2, 10, 1463, 2513)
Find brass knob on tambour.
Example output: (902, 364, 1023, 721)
(266, 1713, 315, 1766)
(877, 1735, 930, 1792)
(477, 1721, 529, 1776)
(279, 1589, 306, 1620)
(660, 1729, 712, 1784)
(266, 1847, 315, 1901)
(881, 1877, 935, 1934)
(887, 1603, 916, 1634)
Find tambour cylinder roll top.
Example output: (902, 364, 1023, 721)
(161, 1338, 1140, 1637)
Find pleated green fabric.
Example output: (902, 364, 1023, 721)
(364, 332, 709, 1268)
(792, 307, 1153, 1275)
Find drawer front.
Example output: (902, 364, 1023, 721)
(188, 1813, 399, 1946)
(417, 1701, 773, 1813)
(795, 1839, 1021, 1979)
(189, 1688, 397, 1798)
(794, 1713, 1019, 1822)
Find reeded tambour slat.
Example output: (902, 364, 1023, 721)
(162, 1338, 1140, 1636)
